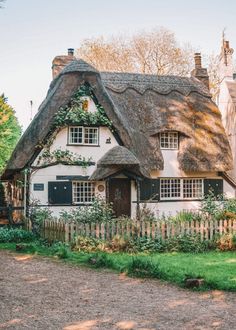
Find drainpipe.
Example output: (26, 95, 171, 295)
(23, 169, 27, 218)
(136, 179, 140, 220)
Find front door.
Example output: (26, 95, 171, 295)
(108, 178, 131, 217)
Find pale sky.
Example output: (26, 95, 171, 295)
(0, 0, 236, 130)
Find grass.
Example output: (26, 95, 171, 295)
(1, 242, 236, 291)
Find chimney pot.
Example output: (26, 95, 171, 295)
(224, 41, 230, 49)
(194, 53, 202, 69)
(68, 48, 74, 56)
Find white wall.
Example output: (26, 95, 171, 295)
(30, 96, 118, 213)
(218, 78, 236, 181)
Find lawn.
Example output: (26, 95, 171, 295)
(1, 242, 236, 291)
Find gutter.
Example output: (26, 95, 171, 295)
(219, 171, 236, 190)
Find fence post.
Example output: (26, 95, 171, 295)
(8, 204, 13, 226)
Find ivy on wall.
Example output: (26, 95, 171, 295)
(35, 149, 93, 169)
(34, 84, 113, 168)
(52, 84, 113, 130)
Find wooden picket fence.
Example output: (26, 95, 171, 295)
(42, 218, 236, 243)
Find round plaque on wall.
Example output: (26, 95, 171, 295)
(98, 184, 105, 192)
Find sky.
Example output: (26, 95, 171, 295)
(0, 0, 236, 131)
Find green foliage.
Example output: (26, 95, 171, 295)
(0, 228, 34, 243)
(127, 256, 162, 278)
(52, 85, 113, 130)
(74, 235, 104, 252)
(51, 242, 70, 259)
(59, 198, 114, 224)
(200, 193, 236, 220)
(87, 253, 114, 268)
(201, 191, 224, 218)
(73, 233, 213, 254)
(0, 95, 21, 173)
(36, 148, 92, 168)
(173, 211, 202, 223)
(133, 235, 213, 253)
(29, 205, 53, 237)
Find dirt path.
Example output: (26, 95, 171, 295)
(0, 250, 236, 330)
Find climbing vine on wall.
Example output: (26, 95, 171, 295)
(34, 84, 113, 168)
(36, 149, 93, 169)
(52, 84, 113, 130)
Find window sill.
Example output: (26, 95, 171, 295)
(134, 199, 202, 203)
(67, 144, 100, 147)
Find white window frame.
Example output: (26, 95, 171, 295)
(183, 178, 203, 200)
(160, 178, 203, 201)
(160, 131, 178, 150)
(72, 181, 95, 204)
(160, 178, 181, 200)
(68, 126, 99, 145)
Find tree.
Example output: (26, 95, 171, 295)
(77, 27, 226, 101)
(0, 0, 5, 8)
(0, 95, 21, 174)
(206, 54, 221, 101)
(77, 27, 194, 76)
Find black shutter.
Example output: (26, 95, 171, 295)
(48, 181, 72, 205)
(140, 179, 160, 201)
(204, 179, 223, 197)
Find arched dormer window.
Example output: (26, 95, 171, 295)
(160, 131, 178, 150)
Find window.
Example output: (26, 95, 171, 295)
(72, 181, 95, 204)
(160, 132, 178, 149)
(183, 179, 203, 199)
(160, 178, 203, 200)
(69, 127, 98, 145)
(160, 178, 181, 199)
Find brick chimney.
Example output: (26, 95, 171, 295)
(219, 39, 234, 80)
(191, 53, 209, 90)
(52, 48, 76, 79)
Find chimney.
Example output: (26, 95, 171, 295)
(191, 52, 209, 90)
(67, 48, 74, 56)
(52, 48, 76, 79)
(219, 38, 234, 80)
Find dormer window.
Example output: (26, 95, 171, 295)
(68, 126, 99, 145)
(160, 132, 178, 149)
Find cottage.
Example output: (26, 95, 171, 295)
(218, 38, 236, 182)
(1, 49, 235, 219)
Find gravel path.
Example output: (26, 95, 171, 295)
(0, 250, 236, 330)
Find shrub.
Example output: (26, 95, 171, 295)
(59, 198, 114, 224)
(222, 198, 236, 213)
(73, 235, 103, 252)
(173, 211, 202, 223)
(165, 234, 213, 253)
(139, 204, 156, 221)
(0, 228, 34, 243)
(29, 205, 53, 237)
(216, 234, 236, 251)
(50, 242, 70, 259)
(108, 235, 136, 252)
(201, 191, 224, 218)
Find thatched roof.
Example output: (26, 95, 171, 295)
(1, 59, 233, 179)
(97, 146, 140, 166)
(90, 146, 140, 180)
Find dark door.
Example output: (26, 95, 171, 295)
(108, 179, 131, 217)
